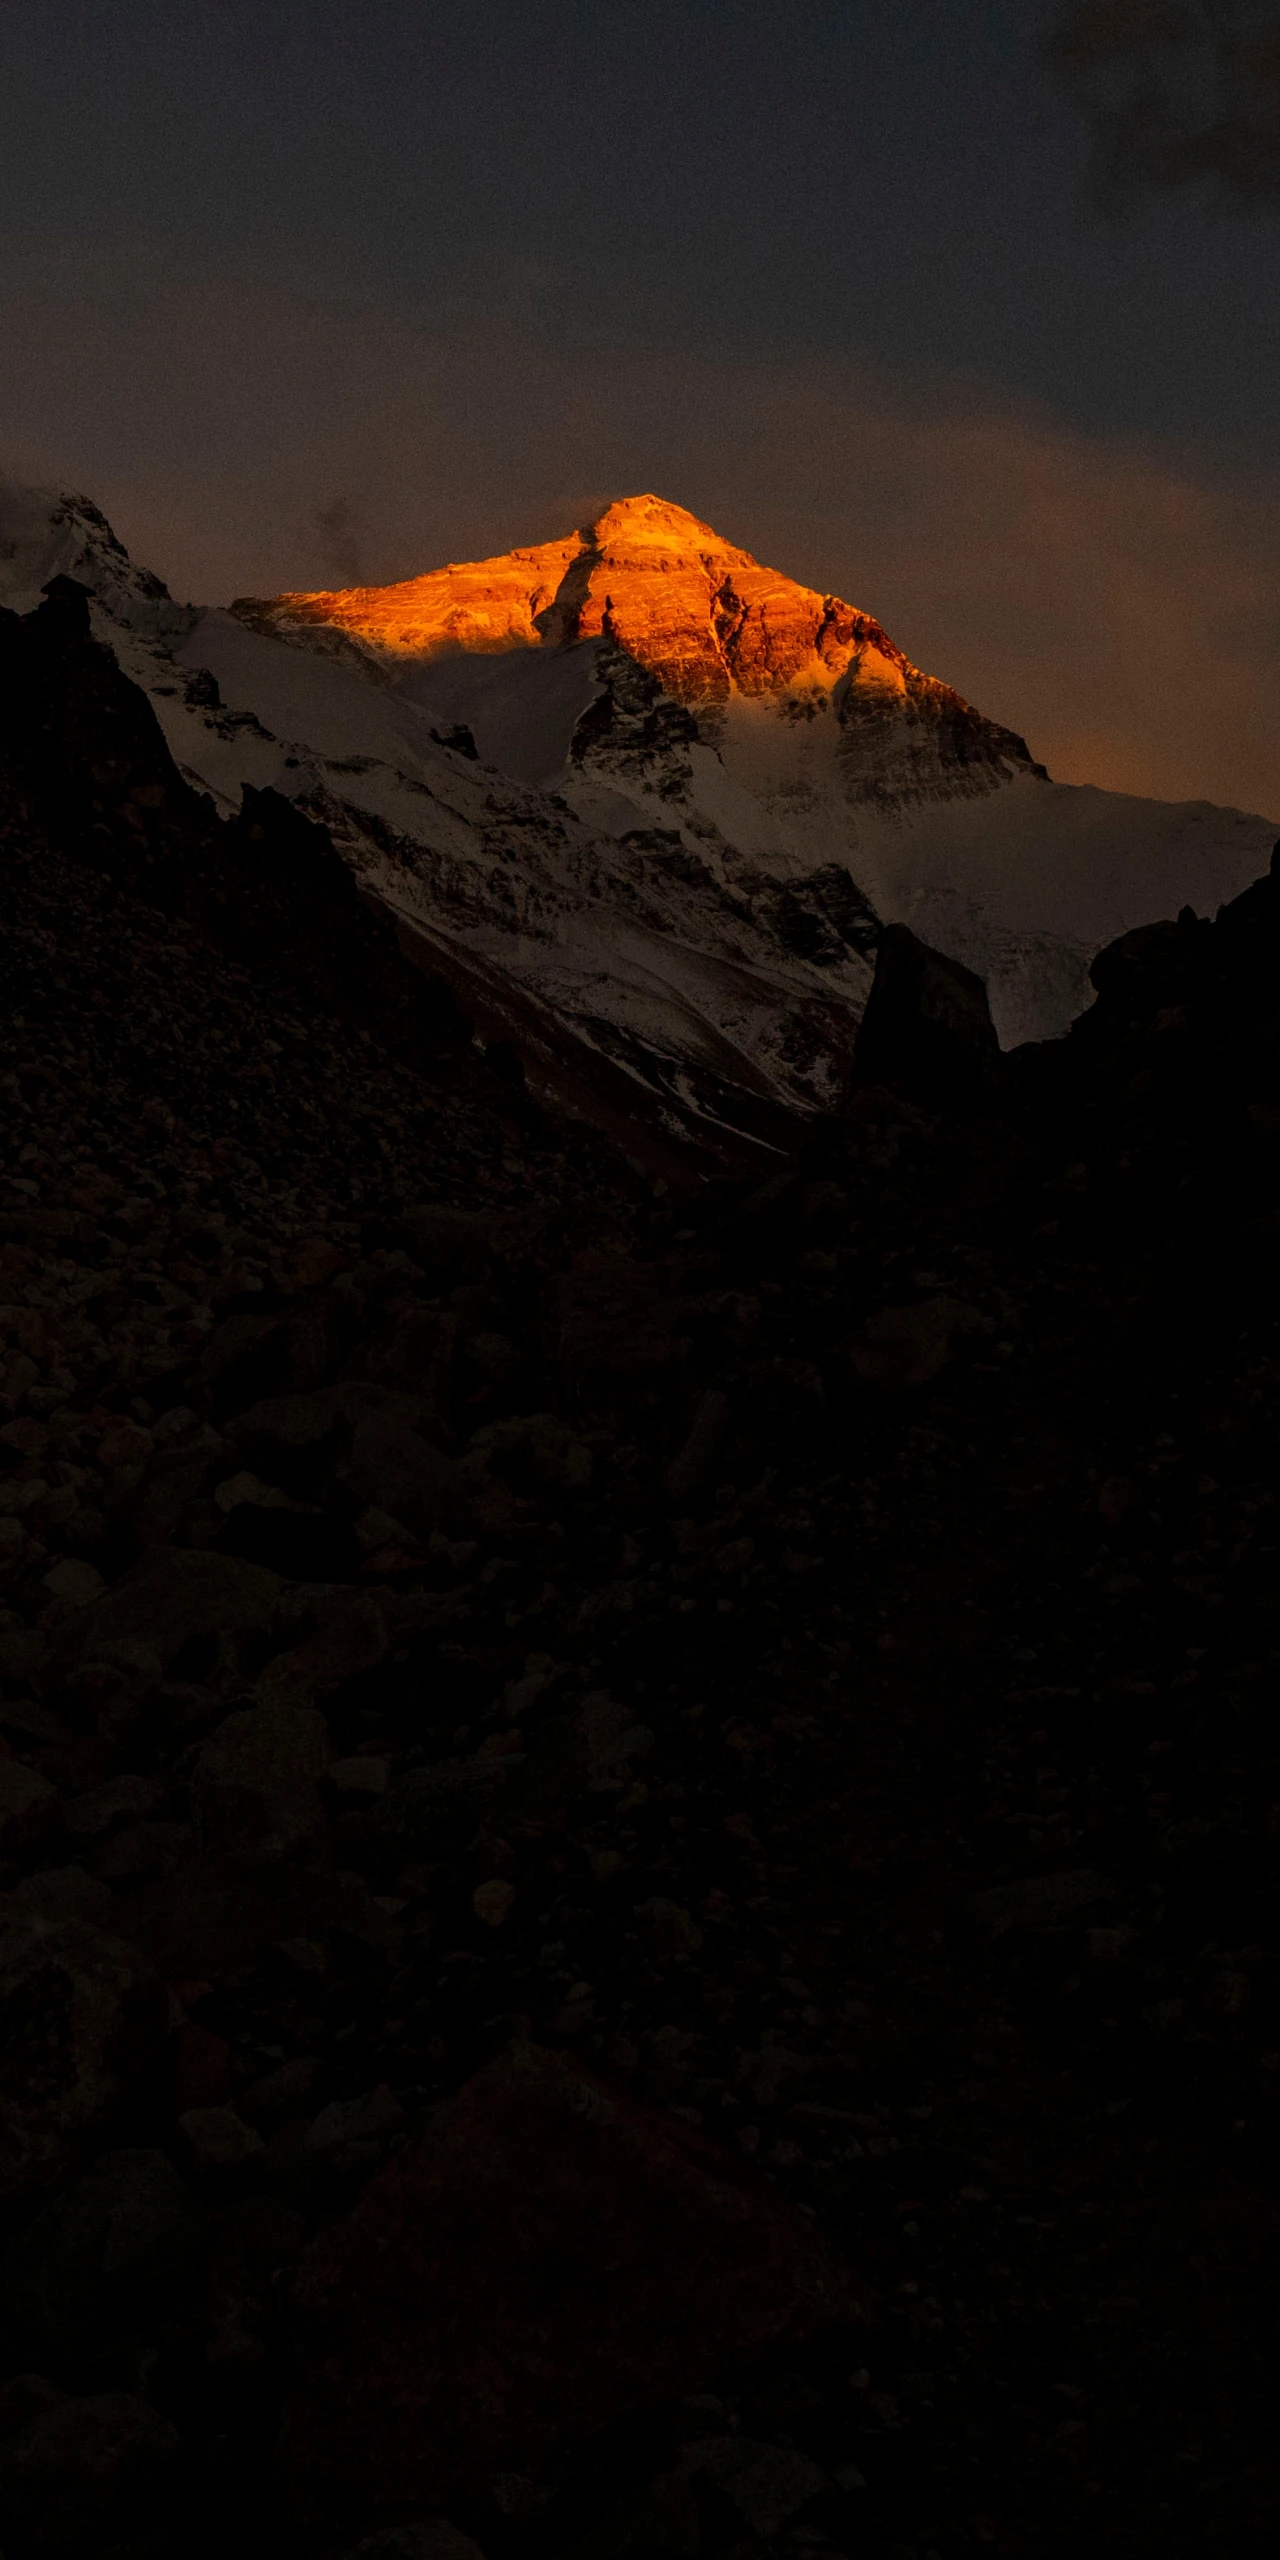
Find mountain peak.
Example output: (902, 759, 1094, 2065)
(583, 493, 734, 553)
(240, 494, 909, 707)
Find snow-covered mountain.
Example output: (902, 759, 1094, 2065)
(2, 481, 1274, 1154)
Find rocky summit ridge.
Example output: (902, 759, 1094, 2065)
(238, 490, 1039, 774)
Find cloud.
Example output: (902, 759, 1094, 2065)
(1047, 1, 1280, 204)
(310, 497, 367, 588)
(1, 241, 1278, 816)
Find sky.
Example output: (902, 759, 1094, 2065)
(2, 0, 1279, 810)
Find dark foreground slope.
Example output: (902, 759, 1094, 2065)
(0, 586, 1278, 2560)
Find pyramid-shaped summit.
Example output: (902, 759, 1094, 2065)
(237, 491, 1009, 718)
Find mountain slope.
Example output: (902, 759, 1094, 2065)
(0, 489, 882, 1162)
(4, 603, 1280, 2554)
(237, 493, 1277, 1045)
(2, 481, 1273, 1128)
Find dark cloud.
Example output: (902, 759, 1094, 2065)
(1049, 1, 1280, 203)
(311, 497, 366, 587)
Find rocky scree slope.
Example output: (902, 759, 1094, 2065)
(0, 576, 1278, 2558)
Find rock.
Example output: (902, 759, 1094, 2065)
(192, 1700, 330, 1848)
(279, 2041, 852, 2531)
(328, 1756, 391, 1798)
(11, 1869, 117, 1928)
(0, 2148, 207, 2378)
(576, 1694, 654, 1773)
(279, 1237, 351, 1294)
(63, 1776, 165, 1845)
(40, 1562, 105, 1610)
(666, 1389, 729, 1506)
(343, 2528, 487, 2560)
(0, 1758, 57, 1851)
(111, 1851, 396, 1986)
(970, 1870, 1113, 1937)
(678, 2435, 827, 2533)
(0, 2388, 179, 2554)
(398, 1202, 547, 1285)
(634, 1898, 703, 1960)
(848, 1295, 978, 1392)
(0, 2375, 64, 2442)
(388, 1694, 654, 1855)
(0, 1629, 52, 1693)
(200, 1309, 289, 1417)
(0, 1908, 165, 2199)
(228, 1385, 454, 1542)
(218, 1502, 363, 1582)
(206, 2193, 306, 2374)
(95, 1819, 192, 1886)
(304, 2086, 406, 2174)
(257, 1590, 389, 1712)
(347, 1305, 457, 1409)
(471, 1878, 515, 1927)
(213, 1469, 307, 1515)
(559, 2476, 701, 2560)
(61, 1549, 282, 1678)
(851, 924, 1000, 1105)
(240, 2056, 319, 2129)
(173, 2019, 232, 2113)
(177, 2106, 265, 2175)
(463, 1412, 592, 1497)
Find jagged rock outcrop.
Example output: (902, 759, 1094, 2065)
(0, 579, 475, 1074)
(851, 923, 1001, 1105)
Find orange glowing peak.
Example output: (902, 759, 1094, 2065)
(241, 492, 919, 707)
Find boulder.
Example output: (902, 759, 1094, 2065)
(343, 2530, 487, 2560)
(0, 2147, 206, 2378)
(0, 1908, 166, 2200)
(112, 1851, 396, 1985)
(346, 1306, 457, 1409)
(60, 1549, 282, 1679)
(11, 1870, 116, 1929)
(177, 2106, 265, 2176)
(279, 2041, 852, 2532)
(257, 1589, 390, 1713)
(677, 2435, 827, 2533)
(206, 2192, 307, 2376)
(398, 1203, 549, 1285)
(851, 924, 1000, 1106)
(462, 1413, 592, 1497)
(217, 1503, 362, 1582)
(848, 1295, 979, 1392)
(0, 2388, 179, 2554)
(227, 1385, 454, 1540)
(0, 1760, 57, 1854)
(192, 1700, 330, 1848)
(554, 2471, 700, 2560)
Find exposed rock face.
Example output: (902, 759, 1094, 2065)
(0, 1909, 166, 2199)
(851, 922, 1002, 1105)
(0, 2387, 180, 2554)
(278, 2041, 852, 2531)
(241, 493, 1039, 780)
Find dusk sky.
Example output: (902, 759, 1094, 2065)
(4, 0, 1280, 810)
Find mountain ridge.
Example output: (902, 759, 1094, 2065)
(2, 478, 1274, 1140)
(235, 490, 1045, 801)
